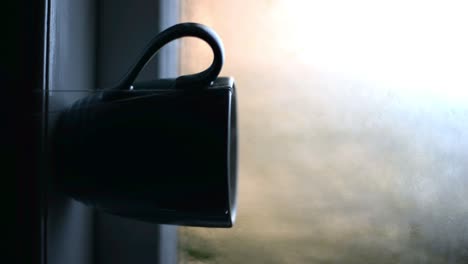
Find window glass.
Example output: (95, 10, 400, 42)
(178, 1, 468, 263)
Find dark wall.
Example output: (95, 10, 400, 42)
(96, 0, 179, 88)
(4, 1, 46, 263)
(39, 1, 179, 263)
(46, 1, 97, 264)
(95, 1, 179, 264)
(96, 0, 158, 87)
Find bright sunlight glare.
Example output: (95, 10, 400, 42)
(270, 0, 468, 105)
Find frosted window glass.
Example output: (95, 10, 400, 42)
(179, 1, 468, 263)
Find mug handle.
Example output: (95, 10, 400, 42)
(117, 22, 225, 90)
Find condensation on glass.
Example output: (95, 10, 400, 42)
(178, 1, 468, 263)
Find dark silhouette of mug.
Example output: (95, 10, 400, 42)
(52, 23, 237, 227)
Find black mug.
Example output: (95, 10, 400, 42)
(52, 23, 237, 227)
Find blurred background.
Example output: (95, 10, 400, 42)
(178, 1, 468, 263)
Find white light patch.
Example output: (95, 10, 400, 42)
(269, 0, 468, 106)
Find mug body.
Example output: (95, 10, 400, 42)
(53, 77, 237, 227)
